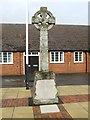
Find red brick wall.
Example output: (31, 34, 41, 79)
(0, 51, 89, 76)
(0, 52, 24, 76)
(87, 52, 90, 72)
(49, 52, 87, 74)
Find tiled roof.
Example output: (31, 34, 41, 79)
(0, 24, 89, 51)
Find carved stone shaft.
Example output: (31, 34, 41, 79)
(40, 28, 48, 71)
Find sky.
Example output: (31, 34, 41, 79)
(0, 0, 89, 25)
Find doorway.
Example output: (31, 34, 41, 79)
(24, 52, 40, 85)
(28, 56, 39, 73)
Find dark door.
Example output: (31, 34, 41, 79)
(28, 56, 39, 73)
(24, 56, 39, 85)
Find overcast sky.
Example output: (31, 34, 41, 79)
(0, 0, 89, 25)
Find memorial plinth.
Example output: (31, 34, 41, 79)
(32, 71, 58, 105)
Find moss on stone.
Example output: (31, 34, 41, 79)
(34, 71, 55, 80)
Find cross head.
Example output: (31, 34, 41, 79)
(32, 7, 55, 30)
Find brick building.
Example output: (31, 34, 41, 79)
(0, 24, 89, 76)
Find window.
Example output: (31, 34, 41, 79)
(0, 52, 13, 64)
(3, 52, 7, 63)
(25, 52, 39, 56)
(0, 53, 2, 63)
(74, 51, 83, 62)
(50, 51, 64, 63)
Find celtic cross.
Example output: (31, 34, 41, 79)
(32, 7, 55, 30)
(32, 7, 55, 71)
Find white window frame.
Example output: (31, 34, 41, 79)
(50, 51, 64, 63)
(0, 52, 13, 64)
(24, 52, 40, 71)
(24, 51, 39, 56)
(74, 51, 83, 63)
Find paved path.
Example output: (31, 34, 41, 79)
(0, 85, 89, 119)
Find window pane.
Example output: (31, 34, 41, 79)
(55, 52, 58, 61)
(60, 52, 63, 61)
(3, 52, 7, 57)
(3, 52, 7, 63)
(51, 52, 54, 62)
(3, 58, 7, 63)
(8, 52, 12, 63)
(79, 52, 82, 61)
(32, 52, 38, 55)
(75, 52, 78, 61)
(0, 53, 2, 63)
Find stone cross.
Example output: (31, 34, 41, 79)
(32, 7, 55, 71)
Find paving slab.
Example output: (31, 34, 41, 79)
(13, 113, 34, 118)
(6, 88, 19, 93)
(17, 91, 31, 98)
(2, 107, 14, 118)
(0, 92, 2, 99)
(0, 88, 2, 93)
(18, 87, 29, 91)
(72, 86, 88, 94)
(40, 104, 60, 113)
(79, 102, 88, 112)
(57, 85, 88, 96)
(0, 108, 2, 119)
(3, 92, 18, 99)
(1, 88, 9, 92)
(12, 106, 34, 118)
(63, 103, 88, 118)
(58, 87, 80, 96)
